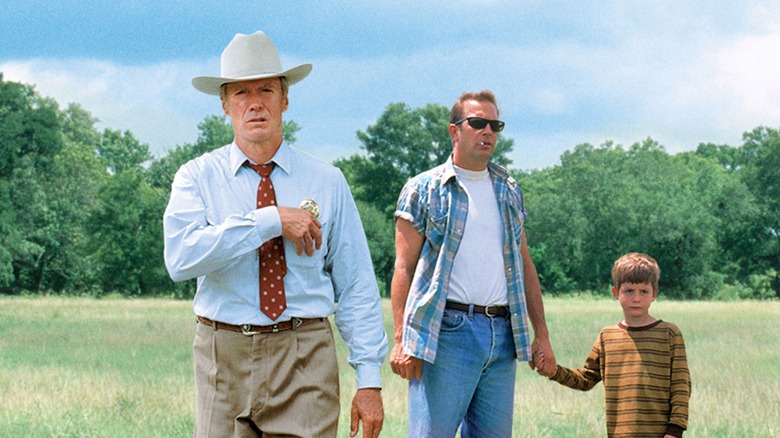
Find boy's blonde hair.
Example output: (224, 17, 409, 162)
(611, 252, 661, 293)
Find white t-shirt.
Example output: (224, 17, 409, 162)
(447, 165, 508, 306)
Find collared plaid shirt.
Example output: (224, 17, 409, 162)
(395, 156, 532, 364)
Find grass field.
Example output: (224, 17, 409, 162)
(0, 296, 777, 437)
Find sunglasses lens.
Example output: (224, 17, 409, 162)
(466, 118, 504, 132)
(467, 118, 488, 130)
(456, 117, 505, 132)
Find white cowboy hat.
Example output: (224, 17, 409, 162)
(192, 31, 312, 95)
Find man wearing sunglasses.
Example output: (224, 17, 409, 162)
(390, 90, 556, 437)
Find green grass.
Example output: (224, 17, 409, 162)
(0, 296, 778, 437)
(0, 298, 193, 437)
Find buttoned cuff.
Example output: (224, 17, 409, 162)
(251, 206, 282, 242)
(356, 364, 382, 389)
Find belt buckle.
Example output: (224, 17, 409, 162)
(241, 324, 260, 336)
(484, 306, 497, 318)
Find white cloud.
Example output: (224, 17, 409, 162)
(1, 58, 214, 158)
(714, 32, 780, 119)
(4, 7, 780, 171)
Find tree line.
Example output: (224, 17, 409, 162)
(1, 74, 777, 299)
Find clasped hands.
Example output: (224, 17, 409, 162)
(278, 206, 322, 256)
(390, 338, 557, 380)
(530, 337, 557, 378)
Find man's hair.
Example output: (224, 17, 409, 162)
(611, 252, 661, 292)
(219, 76, 290, 102)
(449, 90, 500, 123)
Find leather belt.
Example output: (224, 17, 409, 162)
(197, 315, 322, 335)
(445, 301, 509, 318)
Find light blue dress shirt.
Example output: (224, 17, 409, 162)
(164, 142, 387, 388)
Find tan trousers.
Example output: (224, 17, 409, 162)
(193, 318, 340, 438)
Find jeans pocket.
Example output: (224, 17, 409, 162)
(440, 309, 466, 332)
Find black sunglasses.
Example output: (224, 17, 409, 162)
(453, 117, 505, 132)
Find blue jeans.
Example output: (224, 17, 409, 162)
(408, 307, 517, 438)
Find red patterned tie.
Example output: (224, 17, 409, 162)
(246, 161, 287, 320)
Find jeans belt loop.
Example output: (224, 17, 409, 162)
(467, 304, 475, 319)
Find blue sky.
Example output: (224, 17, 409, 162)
(2, 1, 780, 170)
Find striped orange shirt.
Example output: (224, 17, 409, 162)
(550, 320, 690, 437)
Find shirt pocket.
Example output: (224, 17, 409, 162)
(285, 218, 328, 272)
(425, 211, 448, 253)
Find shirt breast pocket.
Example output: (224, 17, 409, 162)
(425, 212, 448, 253)
(286, 219, 328, 271)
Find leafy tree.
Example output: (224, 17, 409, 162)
(734, 127, 780, 295)
(98, 129, 153, 174)
(355, 200, 395, 296)
(695, 131, 780, 297)
(283, 119, 301, 145)
(684, 149, 762, 283)
(1, 74, 774, 300)
(0, 75, 62, 178)
(146, 115, 231, 193)
(514, 166, 580, 293)
(39, 104, 106, 292)
(0, 75, 65, 292)
(87, 169, 168, 295)
(520, 139, 727, 298)
(695, 142, 741, 172)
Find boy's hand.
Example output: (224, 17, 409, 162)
(531, 336, 557, 376)
(537, 361, 556, 378)
(531, 351, 556, 377)
(529, 350, 544, 371)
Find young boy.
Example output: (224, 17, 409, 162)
(539, 252, 690, 437)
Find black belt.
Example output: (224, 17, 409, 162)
(445, 301, 509, 318)
(197, 315, 322, 335)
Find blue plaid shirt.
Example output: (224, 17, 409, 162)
(395, 156, 532, 364)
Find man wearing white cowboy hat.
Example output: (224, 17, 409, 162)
(164, 31, 387, 438)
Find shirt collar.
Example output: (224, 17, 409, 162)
(442, 154, 508, 183)
(441, 155, 458, 183)
(228, 141, 293, 176)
